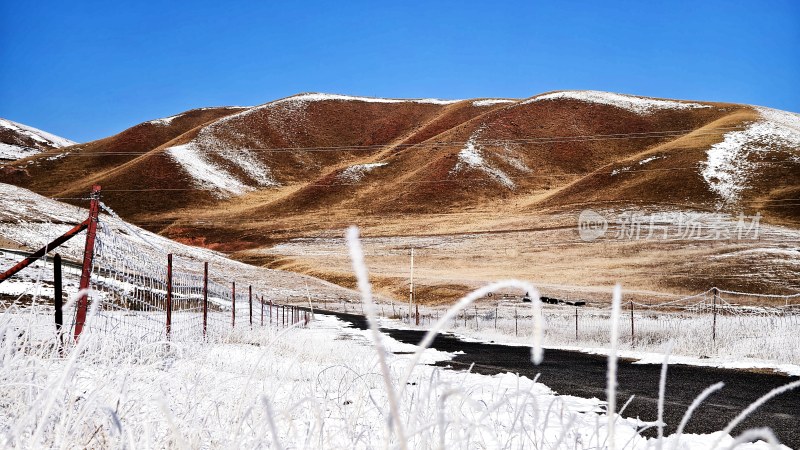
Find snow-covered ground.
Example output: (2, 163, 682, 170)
(0, 183, 361, 304)
(0, 307, 789, 449)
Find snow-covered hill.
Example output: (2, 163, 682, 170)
(0, 118, 76, 161)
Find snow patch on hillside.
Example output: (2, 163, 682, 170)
(337, 162, 388, 182)
(179, 119, 280, 189)
(148, 114, 182, 126)
(147, 107, 249, 126)
(0, 118, 76, 160)
(166, 143, 252, 197)
(451, 130, 515, 188)
(523, 90, 710, 114)
(638, 155, 664, 165)
(701, 107, 800, 204)
(0, 143, 39, 161)
(499, 143, 532, 172)
(270, 93, 463, 106)
(472, 99, 516, 107)
(0, 118, 76, 148)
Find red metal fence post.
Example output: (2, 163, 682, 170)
(203, 262, 208, 339)
(232, 281, 236, 328)
(73, 185, 102, 341)
(166, 254, 173, 339)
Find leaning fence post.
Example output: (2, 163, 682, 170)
(203, 262, 208, 339)
(54, 253, 63, 348)
(712, 287, 718, 343)
(232, 281, 236, 328)
(249, 285, 253, 327)
(166, 254, 173, 339)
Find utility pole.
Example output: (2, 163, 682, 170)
(408, 247, 414, 322)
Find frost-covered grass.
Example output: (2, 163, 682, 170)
(0, 304, 792, 449)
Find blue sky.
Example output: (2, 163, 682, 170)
(1, 1, 798, 142)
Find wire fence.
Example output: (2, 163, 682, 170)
(0, 207, 311, 345)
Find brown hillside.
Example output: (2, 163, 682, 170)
(2, 91, 798, 303)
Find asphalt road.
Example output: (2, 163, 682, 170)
(321, 309, 800, 448)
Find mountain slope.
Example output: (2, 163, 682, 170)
(2, 90, 799, 302)
(0, 106, 247, 197)
(0, 118, 76, 161)
(2, 91, 798, 232)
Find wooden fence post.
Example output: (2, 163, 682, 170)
(203, 262, 208, 339)
(166, 254, 173, 339)
(712, 287, 718, 343)
(261, 295, 265, 326)
(231, 281, 236, 328)
(54, 253, 63, 338)
(630, 300, 634, 345)
(415, 304, 420, 326)
(249, 285, 253, 327)
(515, 307, 518, 336)
(575, 307, 578, 340)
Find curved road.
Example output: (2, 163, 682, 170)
(321, 309, 800, 448)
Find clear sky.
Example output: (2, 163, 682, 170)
(1, 0, 798, 142)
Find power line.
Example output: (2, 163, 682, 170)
(3, 125, 752, 158)
(20, 160, 800, 196)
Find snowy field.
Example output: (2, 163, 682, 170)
(0, 305, 791, 449)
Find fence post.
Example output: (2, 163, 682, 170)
(261, 295, 265, 326)
(415, 304, 420, 326)
(249, 285, 253, 327)
(630, 300, 634, 345)
(515, 307, 518, 336)
(73, 184, 101, 341)
(575, 307, 578, 340)
(712, 287, 718, 343)
(203, 262, 208, 339)
(166, 254, 173, 339)
(232, 281, 236, 328)
(495, 306, 498, 329)
(270, 299, 273, 324)
(54, 254, 63, 345)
